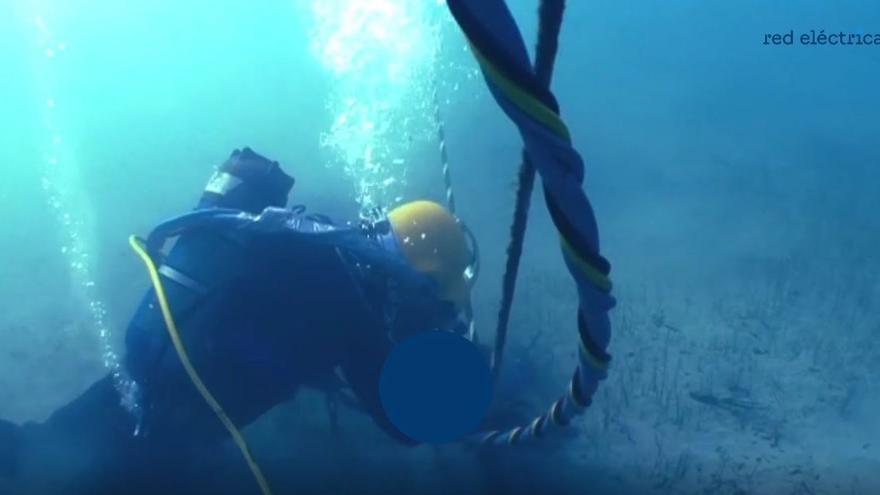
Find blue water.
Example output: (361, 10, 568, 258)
(1, 1, 879, 494)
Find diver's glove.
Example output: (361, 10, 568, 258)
(198, 147, 295, 213)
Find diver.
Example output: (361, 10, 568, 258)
(0, 147, 481, 491)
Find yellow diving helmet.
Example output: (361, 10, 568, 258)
(387, 200, 478, 312)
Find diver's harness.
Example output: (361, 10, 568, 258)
(129, 205, 478, 495)
(130, 207, 360, 495)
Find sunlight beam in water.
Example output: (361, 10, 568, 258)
(307, 0, 446, 218)
(25, 5, 139, 418)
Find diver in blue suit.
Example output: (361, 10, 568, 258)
(0, 147, 480, 489)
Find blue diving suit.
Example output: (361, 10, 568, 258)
(1, 148, 457, 490)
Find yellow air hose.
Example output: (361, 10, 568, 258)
(128, 235, 274, 495)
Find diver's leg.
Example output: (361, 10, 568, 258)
(0, 374, 133, 490)
(0, 418, 21, 479)
(11, 374, 141, 492)
(38, 373, 135, 442)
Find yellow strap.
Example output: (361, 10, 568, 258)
(578, 338, 610, 373)
(128, 236, 274, 495)
(468, 38, 613, 295)
(560, 235, 612, 293)
(468, 42, 571, 142)
(567, 378, 588, 410)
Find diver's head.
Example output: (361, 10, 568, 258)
(386, 200, 478, 315)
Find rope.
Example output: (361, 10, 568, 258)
(432, 67, 456, 215)
(445, 0, 615, 447)
(492, 0, 566, 382)
(427, 20, 457, 217)
(431, 26, 481, 343)
(128, 236, 274, 495)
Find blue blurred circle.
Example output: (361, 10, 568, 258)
(379, 330, 493, 443)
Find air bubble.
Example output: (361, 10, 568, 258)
(33, 12, 139, 416)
